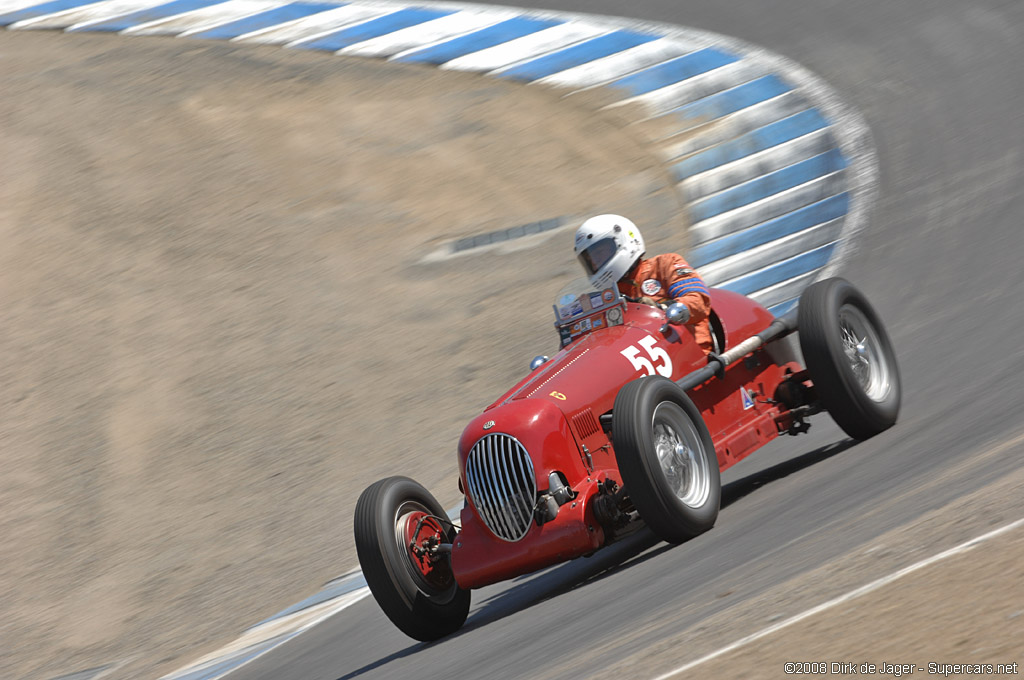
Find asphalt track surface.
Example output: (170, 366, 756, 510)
(223, 1, 1024, 678)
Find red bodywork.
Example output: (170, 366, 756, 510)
(451, 289, 803, 589)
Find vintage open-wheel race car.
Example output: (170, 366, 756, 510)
(354, 276, 901, 641)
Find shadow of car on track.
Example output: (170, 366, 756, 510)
(720, 438, 855, 507)
(334, 438, 855, 680)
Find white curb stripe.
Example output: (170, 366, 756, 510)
(537, 38, 691, 90)
(698, 217, 842, 285)
(9, 0, 153, 28)
(606, 60, 763, 117)
(123, 0, 284, 35)
(441, 21, 608, 73)
(750, 270, 822, 309)
(651, 517, 1024, 679)
(658, 91, 807, 151)
(691, 171, 845, 245)
(683, 130, 833, 202)
(233, 4, 393, 44)
(339, 9, 511, 57)
(0, 0, 61, 12)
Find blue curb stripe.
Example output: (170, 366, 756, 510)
(169, 632, 300, 680)
(689, 193, 849, 267)
(690, 148, 848, 222)
(254, 573, 366, 625)
(721, 242, 837, 295)
(608, 47, 738, 97)
(187, 2, 339, 39)
(64, 0, 229, 31)
(292, 6, 454, 51)
(0, 0, 97, 26)
(672, 74, 793, 122)
(768, 298, 800, 316)
(672, 108, 830, 181)
(495, 30, 658, 81)
(394, 15, 561, 64)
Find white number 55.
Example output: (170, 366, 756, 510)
(620, 336, 673, 377)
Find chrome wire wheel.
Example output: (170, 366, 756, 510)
(838, 303, 892, 402)
(798, 277, 902, 441)
(652, 402, 711, 509)
(612, 377, 720, 543)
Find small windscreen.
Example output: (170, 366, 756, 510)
(579, 237, 617, 274)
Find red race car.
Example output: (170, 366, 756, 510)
(354, 277, 900, 641)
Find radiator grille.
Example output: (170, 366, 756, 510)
(465, 433, 536, 542)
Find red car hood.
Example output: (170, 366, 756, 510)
(486, 323, 658, 418)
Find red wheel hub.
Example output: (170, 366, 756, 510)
(402, 511, 454, 591)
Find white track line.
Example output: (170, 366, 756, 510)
(652, 516, 1024, 680)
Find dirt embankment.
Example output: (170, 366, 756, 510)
(0, 32, 683, 679)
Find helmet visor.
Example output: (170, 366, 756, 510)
(578, 237, 618, 275)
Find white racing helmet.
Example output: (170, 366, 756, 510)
(574, 214, 645, 289)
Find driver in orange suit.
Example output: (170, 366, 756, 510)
(575, 214, 713, 354)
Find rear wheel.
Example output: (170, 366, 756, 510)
(354, 476, 470, 641)
(613, 377, 721, 544)
(798, 277, 901, 440)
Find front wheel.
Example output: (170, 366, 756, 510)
(613, 377, 721, 544)
(798, 277, 901, 440)
(354, 476, 470, 641)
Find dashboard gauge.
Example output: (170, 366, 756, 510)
(606, 306, 623, 326)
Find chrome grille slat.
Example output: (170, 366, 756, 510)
(483, 436, 507, 536)
(473, 450, 503, 537)
(513, 449, 536, 525)
(500, 438, 528, 528)
(512, 451, 535, 522)
(497, 437, 525, 530)
(465, 433, 536, 542)
(470, 456, 502, 537)
(502, 442, 531, 527)
(484, 437, 513, 538)
(486, 438, 508, 535)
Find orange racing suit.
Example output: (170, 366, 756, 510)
(617, 254, 713, 354)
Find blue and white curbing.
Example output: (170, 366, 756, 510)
(2, 0, 876, 676)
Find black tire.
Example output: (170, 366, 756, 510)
(798, 277, 902, 440)
(354, 476, 470, 641)
(612, 377, 721, 544)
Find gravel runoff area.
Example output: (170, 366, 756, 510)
(0, 31, 684, 680)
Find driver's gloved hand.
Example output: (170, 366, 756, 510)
(639, 296, 659, 306)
